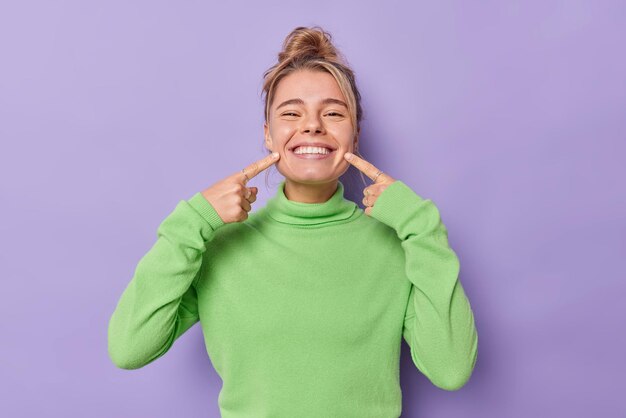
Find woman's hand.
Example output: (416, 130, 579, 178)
(343, 152, 396, 216)
(200, 152, 280, 224)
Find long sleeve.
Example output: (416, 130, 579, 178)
(370, 180, 478, 391)
(107, 192, 225, 370)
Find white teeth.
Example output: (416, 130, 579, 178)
(293, 146, 331, 155)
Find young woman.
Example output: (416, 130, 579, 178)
(108, 26, 478, 417)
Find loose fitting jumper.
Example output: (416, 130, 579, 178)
(108, 179, 478, 418)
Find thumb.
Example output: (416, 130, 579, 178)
(245, 186, 258, 199)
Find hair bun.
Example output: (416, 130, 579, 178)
(278, 26, 342, 64)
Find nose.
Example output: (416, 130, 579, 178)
(301, 113, 324, 135)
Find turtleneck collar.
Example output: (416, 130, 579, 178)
(264, 180, 359, 227)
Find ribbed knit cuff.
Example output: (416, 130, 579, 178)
(187, 192, 225, 231)
(370, 180, 427, 231)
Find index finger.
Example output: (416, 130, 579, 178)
(344, 153, 388, 183)
(240, 152, 280, 184)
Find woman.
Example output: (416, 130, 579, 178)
(108, 26, 478, 417)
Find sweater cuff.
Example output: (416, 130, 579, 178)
(187, 192, 225, 231)
(370, 180, 427, 231)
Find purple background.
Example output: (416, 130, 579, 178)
(1, 1, 624, 417)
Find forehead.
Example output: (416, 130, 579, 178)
(273, 69, 346, 104)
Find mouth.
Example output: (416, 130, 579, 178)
(288, 145, 337, 160)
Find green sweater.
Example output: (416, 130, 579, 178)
(108, 179, 478, 417)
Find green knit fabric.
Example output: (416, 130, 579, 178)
(108, 179, 478, 417)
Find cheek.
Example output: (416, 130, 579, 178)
(329, 126, 355, 148)
(271, 124, 296, 144)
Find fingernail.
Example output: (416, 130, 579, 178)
(345, 152, 353, 160)
(272, 151, 279, 158)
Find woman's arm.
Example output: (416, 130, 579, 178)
(370, 180, 478, 391)
(107, 192, 224, 370)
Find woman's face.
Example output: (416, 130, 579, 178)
(264, 69, 358, 185)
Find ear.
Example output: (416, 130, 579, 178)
(264, 122, 273, 151)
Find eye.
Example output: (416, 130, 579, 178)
(282, 112, 298, 117)
(326, 112, 344, 117)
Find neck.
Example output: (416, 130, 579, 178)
(283, 179, 339, 203)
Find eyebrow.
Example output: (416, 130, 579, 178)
(275, 98, 348, 110)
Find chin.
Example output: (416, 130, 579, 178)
(276, 159, 349, 182)
(293, 178, 336, 186)
(283, 170, 348, 185)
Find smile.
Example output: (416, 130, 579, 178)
(289, 146, 336, 160)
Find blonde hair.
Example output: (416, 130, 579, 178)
(260, 26, 367, 189)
